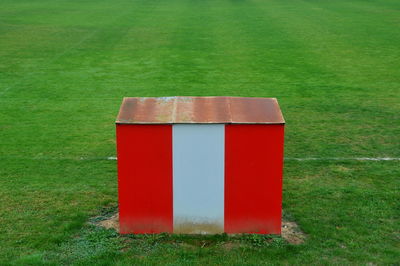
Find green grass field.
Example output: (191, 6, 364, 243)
(1, 0, 399, 264)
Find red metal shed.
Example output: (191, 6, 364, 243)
(116, 96, 285, 234)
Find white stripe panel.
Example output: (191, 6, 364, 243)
(172, 124, 225, 234)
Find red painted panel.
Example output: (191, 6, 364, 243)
(225, 124, 284, 234)
(116, 124, 173, 234)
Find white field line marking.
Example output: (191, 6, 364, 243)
(104, 157, 400, 162)
(1, 156, 399, 161)
(284, 157, 400, 161)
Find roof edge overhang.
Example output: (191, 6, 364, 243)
(115, 96, 285, 125)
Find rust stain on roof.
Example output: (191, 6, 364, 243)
(175, 97, 232, 123)
(116, 96, 285, 124)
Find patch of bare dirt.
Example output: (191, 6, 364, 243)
(93, 212, 306, 245)
(281, 221, 306, 244)
(94, 213, 119, 231)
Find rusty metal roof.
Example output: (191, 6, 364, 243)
(116, 96, 285, 124)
